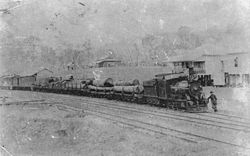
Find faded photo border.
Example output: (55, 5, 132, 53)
(0, 0, 250, 155)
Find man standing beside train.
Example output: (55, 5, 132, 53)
(208, 91, 218, 112)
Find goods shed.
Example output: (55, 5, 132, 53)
(0, 74, 20, 86)
(19, 68, 54, 86)
(19, 75, 36, 87)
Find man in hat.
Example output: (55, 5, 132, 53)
(208, 91, 218, 112)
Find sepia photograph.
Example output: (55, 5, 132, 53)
(0, 0, 250, 155)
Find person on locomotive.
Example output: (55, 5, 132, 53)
(208, 91, 218, 112)
(188, 67, 198, 82)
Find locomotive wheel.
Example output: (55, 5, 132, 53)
(154, 98, 160, 106)
(145, 97, 151, 105)
(146, 97, 159, 106)
(117, 95, 123, 101)
(139, 97, 147, 105)
(159, 99, 167, 108)
(174, 101, 182, 110)
(180, 101, 186, 109)
(168, 100, 175, 110)
(146, 97, 154, 106)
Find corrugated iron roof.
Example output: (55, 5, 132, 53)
(226, 52, 249, 55)
(0, 74, 20, 79)
(19, 68, 53, 76)
(194, 54, 221, 61)
(97, 55, 113, 61)
(164, 53, 203, 63)
(163, 52, 249, 63)
(96, 58, 121, 64)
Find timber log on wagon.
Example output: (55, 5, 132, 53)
(113, 85, 144, 102)
(114, 79, 140, 86)
(88, 78, 114, 98)
(0, 71, 208, 113)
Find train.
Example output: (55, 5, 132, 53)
(0, 72, 208, 113)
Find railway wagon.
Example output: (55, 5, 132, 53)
(86, 78, 114, 98)
(113, 85, 144, 102)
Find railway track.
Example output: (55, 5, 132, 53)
(206, 112, 250, 122)
(5, 89, 250, 125)
(8, 90, 250, 132)
(83, 100, 250, 132)
(46, 91, 250, 124)
(48, 103, 199, 143)
(52, 103, 250, 150)
(87, 97, 250, 124)
(90, 98, 250, 124)
(196, 112, 250, 124)
(1, 91, 250, 150)
(0, 99, 46, 105)
(7, 94, 250, 134)
(52, 95, 250, 132)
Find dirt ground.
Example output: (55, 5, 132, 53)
(0, 102, 194, 156)
(0, 88, 250, 156)
(203, 87, 250, 117)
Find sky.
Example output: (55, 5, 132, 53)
(0, 0, 249, 45)
(0, 0, 250, 73)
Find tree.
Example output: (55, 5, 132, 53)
(176, 26, 202, 50)
(76, 39, 93, 68)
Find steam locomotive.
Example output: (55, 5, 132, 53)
(0, 72, 208, 113)
(142, 72, 208, 112)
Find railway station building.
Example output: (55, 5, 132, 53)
(221, 52, 250, 87)
(165, 52, 250, 87)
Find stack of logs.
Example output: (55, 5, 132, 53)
(113, 79, 143, 94)
(87, 78, 144, 94)
(87, 78, 114, 91)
